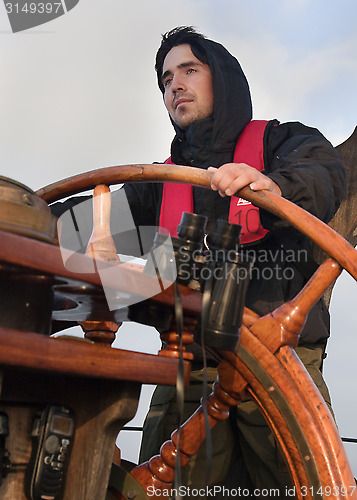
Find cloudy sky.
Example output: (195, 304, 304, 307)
(1, 0, 357, 473)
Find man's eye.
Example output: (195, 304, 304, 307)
(187, 68, 197, 74)
(164, 78, 172, 87)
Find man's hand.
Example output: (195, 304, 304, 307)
(209, 163, 282, 197)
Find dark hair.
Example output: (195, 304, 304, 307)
(155, 26, 209, 93)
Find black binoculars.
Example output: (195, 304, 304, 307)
(143, 212, 254, 352)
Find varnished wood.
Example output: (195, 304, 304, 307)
(130, 256, 354, 499)
(130, 320, 356, 499)
(131, 368, 244, 492)
(230, 333, 354, 498)
(113, 446, 121, 467)
(0, 227, 350, 330)
(84, 184, 121, 263)
(0, 326, 191, 386)
(0, 228, 166, 306)
(0, 227, 221, 323)
(159, 330, 195, 360)
(249, 258, 343, 354)
(281, 258, 342, 319)
(0, 372, 141, 500)
(80, 320, 120, 345)
(79, 185, 122, 345)
(36, 163, 357, 282)
(0, 176, 57, 244)
(277, 346, 352, 493)
(0, 145, 355, 499)
(35, 164, 213, 203)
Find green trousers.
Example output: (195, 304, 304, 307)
(139, 345, 333, 498)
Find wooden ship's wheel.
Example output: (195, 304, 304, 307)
(0, 129, 356, 500)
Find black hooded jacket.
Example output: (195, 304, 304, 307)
(51, 39, 345, 345)
(165, 36, 253, 235)
(122, 38, 345, 345)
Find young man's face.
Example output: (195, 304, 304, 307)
(161, 44, 214, 129)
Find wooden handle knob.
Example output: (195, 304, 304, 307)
(80, 184, 121, 345)
(86, 184, 120, 263)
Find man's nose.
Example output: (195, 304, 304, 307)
(171, 74, 186, 92)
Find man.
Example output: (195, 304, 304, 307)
(51, 26, 345, 496)
(123, 27, 345, 495)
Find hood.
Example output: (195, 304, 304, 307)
(167, 37, 252, 233)
(170, 37, 253, 168)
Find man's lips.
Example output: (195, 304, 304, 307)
(174, 97, 193, 109)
